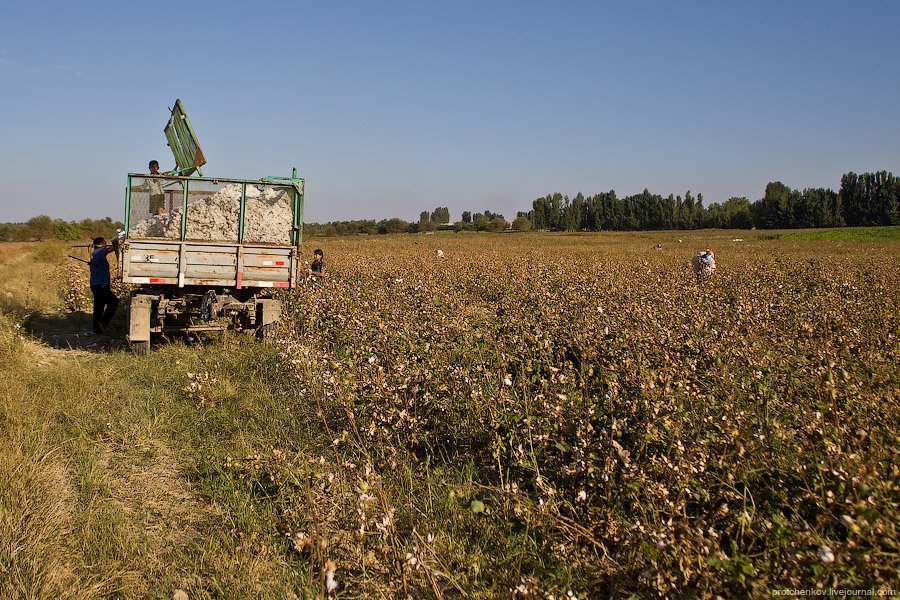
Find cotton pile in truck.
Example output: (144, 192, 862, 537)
(130, 184, 294, 244)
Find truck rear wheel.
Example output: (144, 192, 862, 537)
(131, 340, 150, 355)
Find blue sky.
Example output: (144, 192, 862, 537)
(1, 1, 898, 223)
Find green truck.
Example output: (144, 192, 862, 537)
(118, 100, 305, 354)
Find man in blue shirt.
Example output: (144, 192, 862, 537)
(89, 237, 119, 334)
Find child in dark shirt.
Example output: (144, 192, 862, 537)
(306, 248, 326, 283)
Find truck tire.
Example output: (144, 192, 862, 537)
(131, 340, 150, 355)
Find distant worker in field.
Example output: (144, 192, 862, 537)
(305, 248, 327, 283)
(146, 160, 167, 215)
(89, 237, 119, 334)
(691, 248, 716, 278)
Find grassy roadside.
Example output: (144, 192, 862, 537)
(0, 242, 312, 597)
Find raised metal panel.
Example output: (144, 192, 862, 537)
(165, 99, 206, 176)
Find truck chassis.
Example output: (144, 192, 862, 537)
(126, 286, 282, 355)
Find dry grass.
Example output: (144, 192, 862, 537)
(0, 439, 78, 598)
(0, 242, 68, 314)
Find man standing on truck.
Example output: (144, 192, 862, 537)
(146, 160, 167, 215)
(89, 237, 119, 334)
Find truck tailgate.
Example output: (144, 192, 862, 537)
(123, 240, 295, 288)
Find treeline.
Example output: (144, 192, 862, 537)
(0, 215, 123, 242)
(530, 171, 899, 231)
(304, 210, 531, 237)
(757, 172, 899, 229)
(305, 170, 897, 236)
(5, 171, 896, 241)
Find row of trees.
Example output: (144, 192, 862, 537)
(4, 171, 895, 240)
(304, 170, 896, 236)
(303, 206, 524, 237)
(304, 211, 530, 237)
(0, 215, 123, 242)
(528, 171, 898, 231)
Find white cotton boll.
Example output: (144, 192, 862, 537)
(818, 545, 835, 563)
(325, 570, 337, 591)
(322, 561, 338, 592)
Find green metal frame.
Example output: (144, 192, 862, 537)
(261, 167, 305, 246)
(165, 99, 206, 177)
(124, 172, 305, 246)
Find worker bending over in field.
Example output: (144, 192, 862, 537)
(305, 248, 326, 283)
(691, 248, 716, 278)
(89, 237, 119, 334)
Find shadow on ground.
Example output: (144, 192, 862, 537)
(22, 310, 128, 352)
(22, 309, 248, 355)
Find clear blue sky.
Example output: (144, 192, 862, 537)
(1, 1, 898, 224)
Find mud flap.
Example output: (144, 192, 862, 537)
(128, 295, 153, 343)
(256, 299, 281, 327)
